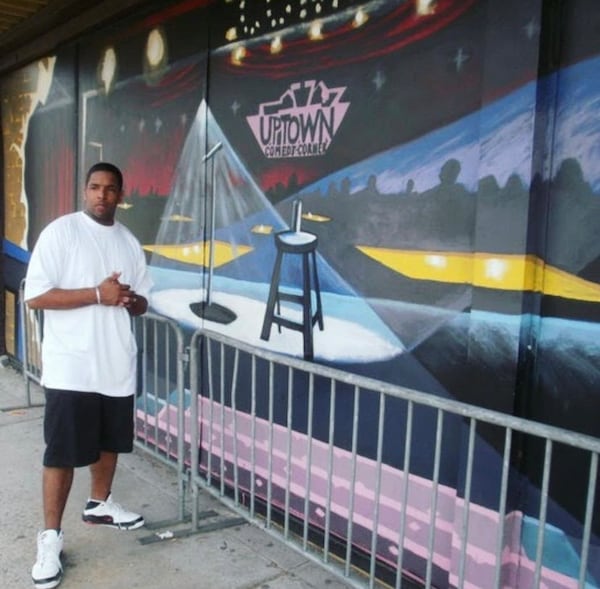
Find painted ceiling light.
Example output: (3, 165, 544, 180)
(144, 27, 168, 82)
(98, 46, 117, 94)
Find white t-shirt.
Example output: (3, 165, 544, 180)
(24, 211, 153, 397)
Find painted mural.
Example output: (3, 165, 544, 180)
(2, 0, 600, 586)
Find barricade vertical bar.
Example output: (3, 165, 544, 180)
(140, 319, 149, 445)
(189, 331, 200, 531)
(323, 378, 337, 564)
(19, 281, 32, 405)
(302, 372, 315, 550)
(249, 354, 257, 519)
(219, 340, 226, 496)
(162, 323, 167, 448)
(152, 320, 160, 447)
(533, 439, 553, 588)
(457, 417, 477, 588)
(157, 322, 163, 443)
(396, 400, 413, 589)
(162, 323, 170, 452)
(176, 333, 186, 521)
(165, 324, 174, 458)
(19, 286, 28, 401)
(578, 451, 598, 588)
(284, 366, 294, 539)
(426, 409, 443, 588)
(493, 427, 513, 589)
(266, 360, 275, 528)
(345, 385, 361, 576)
(206, 337, 214, 488)
(368, 392, 386, 588)
(231, 347, 240, 505)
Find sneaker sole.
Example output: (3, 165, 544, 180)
(82, 515, 144, 530)
(32, 570, 62, 589)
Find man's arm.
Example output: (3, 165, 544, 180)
(26, 272, 142, 311)
(27, 287, 98, 310)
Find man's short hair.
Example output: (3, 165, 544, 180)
(85, 162, 123, 191)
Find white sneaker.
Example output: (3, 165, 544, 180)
(31, 529, 63, 589)
(82, 493, 144, 530)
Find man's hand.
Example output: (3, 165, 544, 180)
(97, 272, 125, 306)
(96, 271, 148, 315)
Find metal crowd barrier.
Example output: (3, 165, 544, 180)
(16, 287, 600, 588)
(187, 328, 600, 589)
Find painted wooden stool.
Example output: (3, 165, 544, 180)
(260, 230, 324, 360)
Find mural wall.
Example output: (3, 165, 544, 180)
(2, 0, 599, 586)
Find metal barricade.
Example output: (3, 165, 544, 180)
(15, 285, 600, 588)
(187, 328, 600, 589)
(133, 312, 189, 522)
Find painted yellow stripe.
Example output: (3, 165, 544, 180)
(356, 246, 600, 303)
(144, 240, 253, 268)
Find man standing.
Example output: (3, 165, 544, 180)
(24, 162, 153, 589)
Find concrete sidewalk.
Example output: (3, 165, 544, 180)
(0, 360, 354, 589)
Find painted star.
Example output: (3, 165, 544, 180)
(373, 69, 386, 90)
(524, 18, 540, 40)
(453, 48, 470, 72)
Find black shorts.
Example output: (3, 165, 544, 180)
(43, 388, 135, 468)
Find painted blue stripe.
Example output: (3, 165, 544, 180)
(2, 239, 30, 264)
